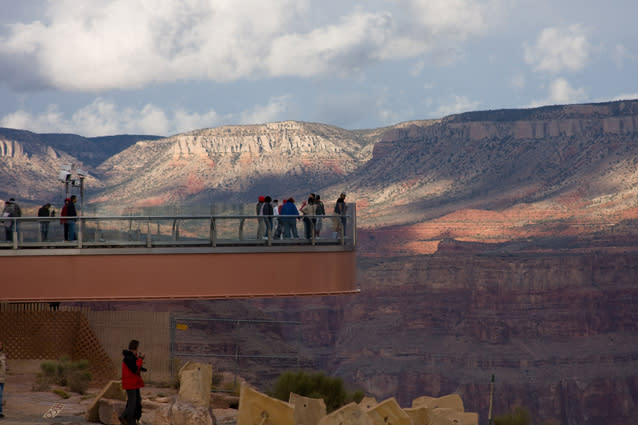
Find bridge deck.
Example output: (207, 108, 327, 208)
(0, 214, 357, 301)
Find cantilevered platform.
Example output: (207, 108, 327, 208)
(0, 213, 357, 301)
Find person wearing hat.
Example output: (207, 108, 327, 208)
(2, 198, 21, 242)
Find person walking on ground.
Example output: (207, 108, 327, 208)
(38, 203, 52, 241)
(334, 192, 348, 237)
(0, 341, 6, 418)
(2, 198, 21, 242)
(120, 339, 146, 425)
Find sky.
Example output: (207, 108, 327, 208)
(0, 0, 636, 137)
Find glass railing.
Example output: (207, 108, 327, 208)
(0, 213, 356, 250)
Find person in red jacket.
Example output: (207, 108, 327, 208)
(119, 339, 146, 425)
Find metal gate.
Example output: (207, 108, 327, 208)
(170, 315, 304, 391)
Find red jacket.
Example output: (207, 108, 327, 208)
(121, 350, 145, 390)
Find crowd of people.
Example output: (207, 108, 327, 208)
(2, 195, 79, 242)
(1, 191, 350, 243)
(255, 192, 348, 240)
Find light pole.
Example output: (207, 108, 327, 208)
(58, 163, 87, 215)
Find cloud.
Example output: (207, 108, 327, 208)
(0, 96, 297, 136)
(528, 77, 586, 107)
(524, 25, 590, 73)
(612, 44, 635, 68)
(0, 0, 495, 92)
(431, 95, 481, 118)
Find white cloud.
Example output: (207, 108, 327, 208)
(0, 96, 296, 136)
(431, 95, 481, 118)
(528, 77, 586, 107)
(612, 44, 635, 68)
(524, 25, 590, 73)
(238, 96, 292, 125)
(0, 0, 495, 91)
(611, 93, 638, 101)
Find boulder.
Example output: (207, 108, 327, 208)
(430, 408, 478, 425)
(155, 401, 215, 425)
(85, 380, 126, 422)
(365, 398, 411, 425)
(178, 361, 213, 408)
(98, 398, 126, 425)
(358, 397, 378, 410)
(236, 384, 294, 425)
(404, 406, 430, 425)
(412, 394, 464, 412)
(318, 402, 372, 425)
(289, 392, 327, 425)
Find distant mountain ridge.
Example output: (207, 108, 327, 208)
(1, 99, 637, 234)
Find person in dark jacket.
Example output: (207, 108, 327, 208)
(120, 339, 146, 425)
(262, 196, 274, 238)
(38, 203, 52, 241)
(60, 198, 70, 241)
(67, 195, 78, 241)
(280, 197, 299, 239)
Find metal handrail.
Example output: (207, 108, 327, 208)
(0, 214, 355, 250)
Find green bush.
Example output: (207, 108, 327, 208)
(270, 370, 364, 413)
(33, 356, 92, 395)
(494, 406, 532, 425)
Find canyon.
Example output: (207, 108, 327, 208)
(2, 100, 638, 424)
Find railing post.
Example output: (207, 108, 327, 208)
(12, 218, 17, 250)
(210, 217, 217, 247)
(78, 217, 83, 248)
(146, 218, 152, 248)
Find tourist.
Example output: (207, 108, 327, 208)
(2, 198, 21, 242)
(314, 195, 325, 238)
(255, 196, 265, 239)
(120, 339, 146, 425)
(60, 198, 70, 241)
(38, 203, 52, 241)
(280, 197, 299, 239)
(262, 196, 274, 238)
(334, 192, 347, 237)
(300, 195, 316, 239)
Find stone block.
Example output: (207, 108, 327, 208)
(155, 399, 215, 425)
(289, 392, 327, 425)
(358, 396, 378, 410)
(430, 408, 478, 425)
(236, 384, 294, 425)
(412, 394, 464, 412)
(98, 398, 126, 425)
(178, 361, 212, 408)
(85, 380, 126, 422)
(404, 406, 431, 425)
(318, 402, 372, 425)
(365, 397, 411, 425)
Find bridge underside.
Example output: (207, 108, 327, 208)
(1, 248, 357, 301)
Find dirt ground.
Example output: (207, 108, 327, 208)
(1, 360, 238, 425)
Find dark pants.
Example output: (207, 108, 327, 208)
(122, 388, 141, 425)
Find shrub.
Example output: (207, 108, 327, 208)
(494, 406, 532, 425)
(33, 357, 92, 395)
(270, 370, 364, 413)
(53, 388, 70, 399)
